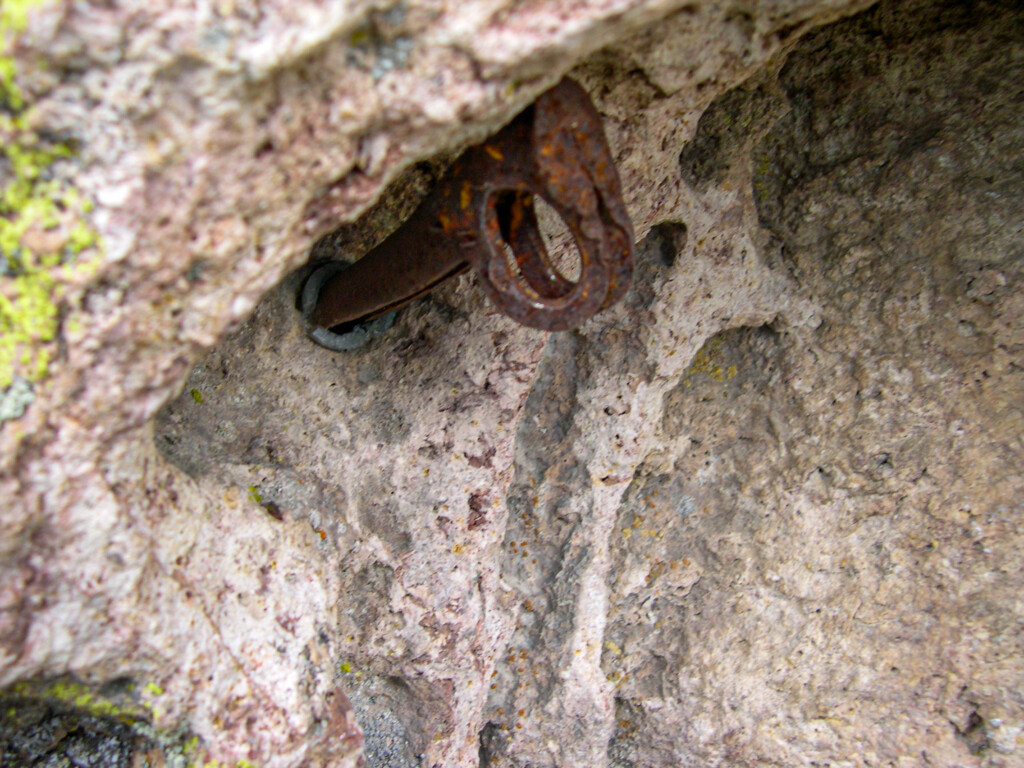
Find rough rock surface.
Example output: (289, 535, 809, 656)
(2, 0, 1022, 766)
(0, 691, 162, 767)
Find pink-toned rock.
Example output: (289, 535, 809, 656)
(3, 0, 1022, 766)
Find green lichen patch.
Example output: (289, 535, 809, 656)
(6, 678, 147, 723)
(680, 335, 739, 387)
(0, 2, 45, 113)
(2, 677, 263, 768)
(0, 693, 161, 766)
(1, 0, 102, 405)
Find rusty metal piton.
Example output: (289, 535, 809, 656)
(303, 77, 634, 349)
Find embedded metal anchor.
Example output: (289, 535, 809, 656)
(302, 77, 633, 349)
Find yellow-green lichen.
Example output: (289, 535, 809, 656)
(6, 677, 264, 767)
(681, 336, 739, 387)
(1, 0, 102, 397)
(7, 679, 146, 723)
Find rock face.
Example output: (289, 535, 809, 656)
(2, 0, 1023, 766)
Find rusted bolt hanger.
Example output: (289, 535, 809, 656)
(303, 78, 634, 350)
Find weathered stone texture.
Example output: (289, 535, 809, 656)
(3, 0, 1022, 766)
